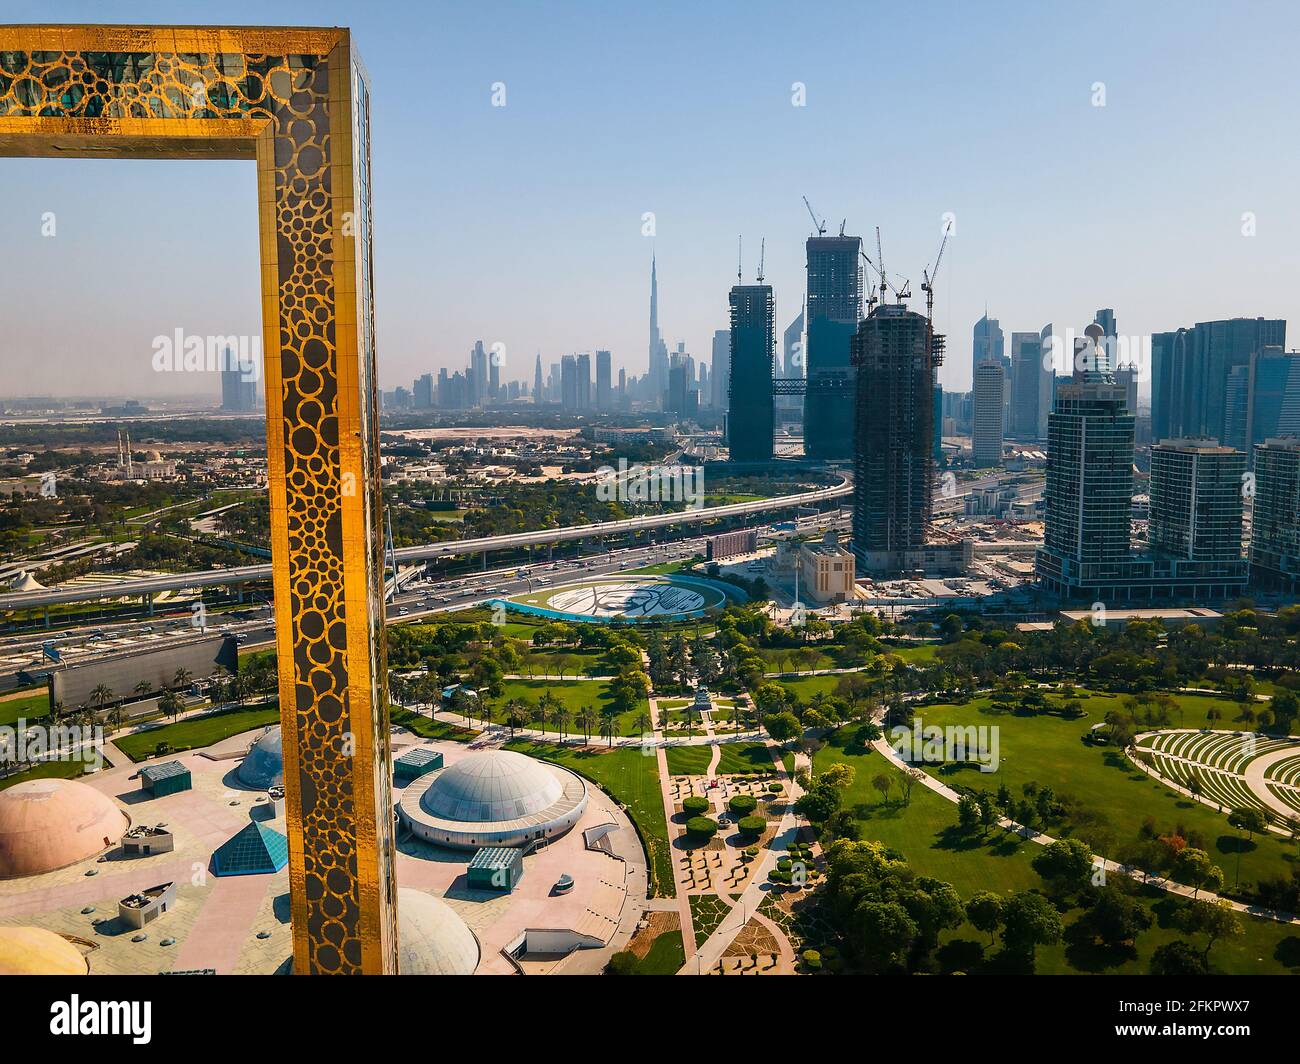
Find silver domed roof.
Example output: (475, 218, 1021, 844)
(420, 750, 563, 823)
(238, 726, 283, 789)
(397, 888, 479, 975)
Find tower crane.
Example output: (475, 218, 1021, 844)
(921, 219, 953, 367)
(757, 238, 766, 283)
(802, 196, 826, 237)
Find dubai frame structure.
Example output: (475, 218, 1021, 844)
(0, 25, 397, 974)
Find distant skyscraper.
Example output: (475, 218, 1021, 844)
(727, 283, 774, 462)
(533, 354, 543, 404)
(972, 360, 1005, 467)
(560, 355, 578, 411)
(711, 329, 730, 413)
(576, 352, 592, 410)
(1010, 331, 1049, 439)
(782, 305, 805, 378)
(1223, 347, 1300, 454)
(851, 304, 940, 574)
(1152, 317, 1286, 444)
(647, 255, 668, 401)
(804, 235, 862, 460)
(413, 373, 433, 408)
(595, 350, 612, 411)
(973, 311, 1010, 430)
(1250, 437, 1300, 593)
(220, 345, 258, 412)
(470, 340, 488, 407)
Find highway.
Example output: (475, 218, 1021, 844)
(0, 477, 850, 610)
(0, 510, 850, 683)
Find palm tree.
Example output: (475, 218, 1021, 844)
(159, 689, 184, 722)
(576, 707, 597, 745)
(599, 713, 617, 748)
(89, 683, 113, 715)
(105, 705, 126, 734)
(133, 679, 153, 698)
(633, 710, 652, 739)
(172, 666, 193, 691)
(554, 706, 572, 743)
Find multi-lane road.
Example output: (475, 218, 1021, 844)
(0, 511, 850, 684)
(0, 478, 851, 611)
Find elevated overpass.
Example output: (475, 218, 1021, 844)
(0, 478, 851, 610)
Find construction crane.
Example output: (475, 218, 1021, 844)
(802, 196, 826, 237)
(861, 228, 907, 305)
(756, 238, 766, 283)
(921, 219, 953, 367)
(736, 236, 742, 284)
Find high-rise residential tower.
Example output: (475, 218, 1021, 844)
(533, 354, 543, 403)
(727, 283, 775, 462)
(1036, 375, 1136, 597)
(1249, 437, 1300, 593)
(1150, 439, 1246, 563)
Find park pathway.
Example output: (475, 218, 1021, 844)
(870, 735, 1300, 927)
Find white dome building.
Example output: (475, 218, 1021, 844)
(397, 888, 480, 975)
(238, 726, 284, 789)
(397, 749, 587, 849)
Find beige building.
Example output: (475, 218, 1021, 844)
(798, 532, 857, 604)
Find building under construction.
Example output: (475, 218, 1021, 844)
(851, 302, 969, 577)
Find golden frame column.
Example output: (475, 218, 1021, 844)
(0, 25, 397, 974)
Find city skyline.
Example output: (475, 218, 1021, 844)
(4, 1, 1300, 399)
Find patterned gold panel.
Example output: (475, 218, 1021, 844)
(0, 26, 396, 975)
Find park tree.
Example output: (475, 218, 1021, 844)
(1001, 892, 1063, 963)
(1174, 899, 1243, 966)
(1075, 886, 1153, 949)
(1031, 838, 1094, 900)
(1171, 848, 1224, 898)
(966, 891, 1004, 945)
(1149, 940, 1208, 976)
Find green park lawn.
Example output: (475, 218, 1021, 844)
(814, 727, 1300, 974)
(492, 678, 649, 737)
(665, 741, 775, 776)
(114, 704, 279, 762)
(389, 708, 478, 743)
(624, 928, 686, 974)
(907, 690, 1300, 891)
(0, 754, 110, 791)
(0, 688, 50, 726)
(503, 738, 673, 899)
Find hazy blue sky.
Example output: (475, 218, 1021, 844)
(3, 0, 1300, 399)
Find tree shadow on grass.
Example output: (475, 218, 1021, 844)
(1215, 834, 1256, 856)
(935, 937, 985, 973)
(1273, 935, 1300, 970)
(1062, 918, 1139, 972)
(934, 825, 1002, 855)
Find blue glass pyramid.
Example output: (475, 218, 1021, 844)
(212, 820, 289, 877)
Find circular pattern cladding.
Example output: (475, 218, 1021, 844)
(514, 575, 731, 622)
(0, 779, 129, 879)
(398, 750, 588, 850)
